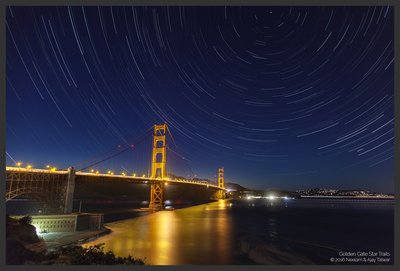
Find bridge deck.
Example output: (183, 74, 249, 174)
(6, 167, 225, 190)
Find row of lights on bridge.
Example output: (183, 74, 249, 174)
(15, 162, 58, 171)
(14, 163, 200, 186)
(12, 162, 215, 188)
(77, 168, 168, 184)
(90, 169, 146, 177)
(15, 162, 33, 169)
(14, 162, 147, 176)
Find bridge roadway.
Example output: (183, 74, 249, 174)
(6, 166, 225, 190)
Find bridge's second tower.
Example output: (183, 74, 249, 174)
(215, 167, 226, 199)
(149, 124, 167, 209)
(218, 167, 224, 189)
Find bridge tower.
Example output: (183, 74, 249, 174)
(149, 124, 167, 209)
(218, 167, 224, 189)
(216, 167, 226, 199)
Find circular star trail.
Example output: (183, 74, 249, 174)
(6, 6, 394, 192)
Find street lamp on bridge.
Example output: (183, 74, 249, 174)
(46, 165, 57, 171)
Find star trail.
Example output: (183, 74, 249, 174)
(6, 6, 394, 192)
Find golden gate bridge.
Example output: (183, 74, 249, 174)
(6, 124, 227, 213)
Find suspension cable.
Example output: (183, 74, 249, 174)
(71, 125, 154, 171)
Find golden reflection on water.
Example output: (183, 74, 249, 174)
(82, 200, 233, 265)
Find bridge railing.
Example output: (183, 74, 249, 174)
(6, 166, 68, 174)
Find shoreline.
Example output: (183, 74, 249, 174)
(30, 205, 190, 252)
(27, 227, 112, 253)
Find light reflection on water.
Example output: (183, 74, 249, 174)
(82, 200, 233, 265)
(82, 199, 393, 265)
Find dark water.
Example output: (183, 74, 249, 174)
(81, 199, 394, 265)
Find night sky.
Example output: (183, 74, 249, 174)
(6, 6, 394, 192)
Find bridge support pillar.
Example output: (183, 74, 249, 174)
(149, 183, 164, 210)
(215, 190, 226, 200)
(64, 167, 76, 213)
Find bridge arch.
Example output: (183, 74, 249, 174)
(6, 169, 71, 213)
(6, 186, 65, 213)
(6, 187, 58, 202)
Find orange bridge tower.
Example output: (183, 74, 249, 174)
(149, 124, 167, 209)
(216, 167, 226, 199)
(218, 167, 224, 189)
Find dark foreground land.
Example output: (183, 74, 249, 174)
(6, 215, 144, 265)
